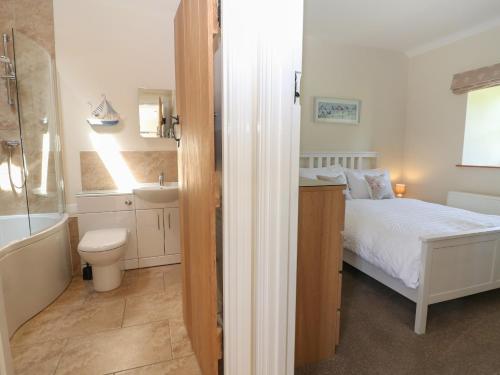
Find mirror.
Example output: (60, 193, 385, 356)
(138, 88, 175, 138)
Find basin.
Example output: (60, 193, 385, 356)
(133, 182, 178, 203)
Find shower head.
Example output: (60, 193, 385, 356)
(0, 55, 10, 64)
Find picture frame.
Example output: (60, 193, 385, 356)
(314, 97, 361, 124)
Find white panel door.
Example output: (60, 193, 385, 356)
(77, 211, 138, 260)
(164, 207, 180, 255)
(136, 209, 165, 258)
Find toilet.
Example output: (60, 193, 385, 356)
(77, 228, 128, 292)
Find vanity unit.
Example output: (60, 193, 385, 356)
(76, 183, 180, 269)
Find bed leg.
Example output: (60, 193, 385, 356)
(414, 300, 428, 334)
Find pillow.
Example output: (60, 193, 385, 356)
(364, 174, 394, 200)
(299, 166, 344, 180)
(316, 174, 352, 200)
(316, 174, 346, 185)
(344, 168, 394, 199)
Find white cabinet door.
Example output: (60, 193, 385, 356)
(77, 211, 138, 260)
(136, 209, 165, 258)
(164, 208, 180, 255)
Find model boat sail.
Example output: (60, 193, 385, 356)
(87, 96, 120, 126)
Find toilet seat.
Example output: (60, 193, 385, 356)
(78, 228, 127, 253)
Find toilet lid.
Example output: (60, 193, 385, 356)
(78, 228, 128, 252)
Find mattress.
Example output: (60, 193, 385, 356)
(344, 198, 500, 288)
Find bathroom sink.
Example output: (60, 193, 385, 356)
(133, 182, 178, 203)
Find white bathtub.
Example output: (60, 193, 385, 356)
(0, 213, 72, 337)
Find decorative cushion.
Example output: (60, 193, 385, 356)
(364, 174, 395, 200)
(299, 166, 344, 180)
(344, 168, 394, 199)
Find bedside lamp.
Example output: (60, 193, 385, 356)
(395, 184, 406, 198)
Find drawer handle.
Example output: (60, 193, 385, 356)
(168, 213, 171, 229)
(124, 200, 132, 206)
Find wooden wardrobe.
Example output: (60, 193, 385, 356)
(174, 0, 221, 374)
(295, 180, 345, 367)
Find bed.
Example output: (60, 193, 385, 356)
(300, 151, 500, 334)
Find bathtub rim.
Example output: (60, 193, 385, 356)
(0, 213, 68, 262)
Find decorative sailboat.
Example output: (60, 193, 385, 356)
(87, 96, 120, 126)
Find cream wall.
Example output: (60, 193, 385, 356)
(403, 26, 500, 203)
(300, 36, 408, 181)
(53, 0, 179, 206)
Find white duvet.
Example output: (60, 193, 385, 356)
(344, 198, 500, 289)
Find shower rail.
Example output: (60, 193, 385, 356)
(1, 33, 15, 106)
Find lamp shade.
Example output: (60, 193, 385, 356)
(395, 184, 406, 197)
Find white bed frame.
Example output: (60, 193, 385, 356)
(301, 152, 500, 334)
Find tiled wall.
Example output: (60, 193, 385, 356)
(80, 150, 178, 191)
(68, 216, 81, 275)
(0, 0, 57, 216)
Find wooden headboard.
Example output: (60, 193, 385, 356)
(300, 152, 378, 170)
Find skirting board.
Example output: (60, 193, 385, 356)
(343, 249, 417, 302)
(138, 254, 180, 268)
(122, 258, 139, 270)
(81, 255, 180, 272)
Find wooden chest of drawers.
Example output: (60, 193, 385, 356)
(295, 183, 345, 367)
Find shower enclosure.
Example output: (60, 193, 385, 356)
(0, 6, 71, 372)
(0, 28, 64, 245)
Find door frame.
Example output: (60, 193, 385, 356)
(221, 0, 304, 373)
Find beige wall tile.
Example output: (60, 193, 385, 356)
(0, 0, 60, 216)
(68, 217, 81, 275)
(13, 0, 55, 56)
(80, 150, 178, 191)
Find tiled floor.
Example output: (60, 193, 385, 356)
(10, 264, 202, 375)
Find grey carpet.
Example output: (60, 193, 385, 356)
(295, 264, 500, 375)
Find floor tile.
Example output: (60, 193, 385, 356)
(171, 338, 194, 359)
(123, 272, 165, 297)
(169, 317, 189, 342)
(48, 278, 93, 310)
(115, 355, 202, 375)
(169, 318, 193, 359)
(11, 339, 67, 375)
(12, 298, 125, 346)
(163, 267, 182, 287)
(125, 264, 179, 280)
(87, 272, 165, 303)
(85, 284, 128, 303)
(55, 320, 172, 375)
(123, 289, 182, 327)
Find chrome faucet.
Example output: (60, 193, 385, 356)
(159, 172, 165, 186)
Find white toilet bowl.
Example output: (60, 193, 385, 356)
(78, 228, 128, 292)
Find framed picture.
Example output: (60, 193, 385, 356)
(314, 97, 361, 124)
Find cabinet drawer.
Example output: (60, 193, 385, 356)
(76, 194, 135, 213)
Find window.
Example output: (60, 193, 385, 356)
(462, 85, 500, 167)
